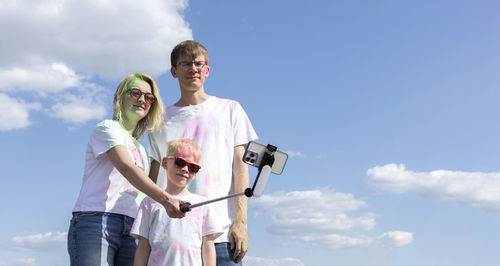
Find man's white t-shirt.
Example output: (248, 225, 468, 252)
(131, 194, 223, 266)
(148, 96, 258, 242)
(73, 120, 148, 218)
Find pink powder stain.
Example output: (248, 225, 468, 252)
(169, 238, 190, 256)
(129, 145, 145, 170)
(187, 208, 204, 227)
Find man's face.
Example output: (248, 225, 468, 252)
(171, 54, 210, 92)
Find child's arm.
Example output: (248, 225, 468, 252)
(134, 236, 151, 266)
(202, 234, 217, 266)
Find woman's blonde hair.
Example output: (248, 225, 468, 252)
(112, 73, 164, 139)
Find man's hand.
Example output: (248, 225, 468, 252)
(229, 220, 248, 263)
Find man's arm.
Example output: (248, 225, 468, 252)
(148, 159, 160, 184)
(229, 144, 249, 263)
(202, 235, 217, 266)
(133, 236, 151, 266)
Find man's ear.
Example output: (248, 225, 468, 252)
(204, 65, 210, 78)
(161, 157, 168, 170)
(171, 66, 178, 78)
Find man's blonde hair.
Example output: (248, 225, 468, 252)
(171, 40, 209, 67)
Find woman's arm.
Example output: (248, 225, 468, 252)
(133, 236, 151, 266)
(107, 145, 185, 218)
(202, 235, 217, 266)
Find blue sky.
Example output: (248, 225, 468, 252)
(1, 0, 500, 265)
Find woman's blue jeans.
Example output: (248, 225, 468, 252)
(67, 212, 136, 266)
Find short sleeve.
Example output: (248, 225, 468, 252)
(90, 120, 127, 159)
(147, 128, 163, 163)
(232, 102, 258, 147)
(202, 204, 224, 238)
(130, 197, 152, 239)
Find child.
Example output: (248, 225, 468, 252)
(131, 138, 223, 266)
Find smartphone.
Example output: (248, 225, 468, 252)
(242, 141, 288, 174)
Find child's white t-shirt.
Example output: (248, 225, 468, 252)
(72, 120, 148, 218)
(131, 194, 223, 266)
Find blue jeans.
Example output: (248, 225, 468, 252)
(67, 212, 136, 266)
(215, 242, 242, 266)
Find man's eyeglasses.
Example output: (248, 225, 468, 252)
(168, 156, 201, 174)
(126, 88, 156, 105)
(176, 61, 207, 70)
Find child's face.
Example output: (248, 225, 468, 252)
(164, 151, 199, 190)
(171, 54, 210, 92)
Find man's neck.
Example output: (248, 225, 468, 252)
(175, 88, 210, 107)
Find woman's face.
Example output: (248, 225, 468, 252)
(122, 80, 153, 123)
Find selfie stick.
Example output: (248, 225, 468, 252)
(180, 145, 277, 213)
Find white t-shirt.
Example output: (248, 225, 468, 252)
(73, 120, 148, 218)
(148, 96, 258, 242)
(131, 194, 223, 266)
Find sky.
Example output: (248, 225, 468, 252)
(1, 0, 500, 265)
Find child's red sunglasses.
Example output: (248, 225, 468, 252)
(168, 156, 201, 174)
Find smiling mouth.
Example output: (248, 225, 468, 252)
(176, 173, 189, 179)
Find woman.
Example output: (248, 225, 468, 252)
(68, 73, 184, 265)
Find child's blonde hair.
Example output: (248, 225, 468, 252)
(112, 73, 164, 139)
(167, 138, 202, 163)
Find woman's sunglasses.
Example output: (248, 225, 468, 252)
(126, 88, 156, 105)
(168, 156, 201, 174)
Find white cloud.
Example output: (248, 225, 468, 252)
(0, 63, 82, 94)
(376, 231, 414, 247)
(284, 150, 305, 158)
(13, 259, 36, 266)
(366, 163, 500, 211)
(244, 256, 305, 266)
(250, 188, 413, 249)
(0, 0, 192, 81)
(48, 85, 108, 124)
(0, 0, 192, 129)
(10, 232, 67, 251)
(0, 93, 41, 131)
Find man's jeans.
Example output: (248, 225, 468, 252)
(216, 242, 243, 266)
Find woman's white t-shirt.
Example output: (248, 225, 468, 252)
(73, 120, 148, 218)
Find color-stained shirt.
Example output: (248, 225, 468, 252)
(131, 194, 223, 266)
(73, 120, 148, 218)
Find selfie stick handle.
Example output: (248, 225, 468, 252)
(180, 188, 253, 212)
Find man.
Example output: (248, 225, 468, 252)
(148, 40, 258, 265)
